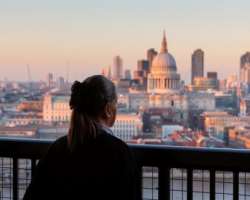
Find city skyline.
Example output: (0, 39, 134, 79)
(0, 0, 250, 82)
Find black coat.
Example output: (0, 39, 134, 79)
(23, 129, 137, 200)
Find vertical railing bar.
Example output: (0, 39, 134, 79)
(158, 167, 170, 200)
(210, 169, 215, 200)
(244, 173, 247, 199)
(1, 158, 3, 199)
(187, 168, 193, 200)
(171, 169, 174, 200)
(233, 171, 239, 200)
(181, 169, 184, 200)
(31, 159, 36, 179)
(152, 167, 154, 200)
(13, 157, 18, 200)
(222, 172, 224, 200)
(136, 166, 143, 200)
(167, 168, 170, 200)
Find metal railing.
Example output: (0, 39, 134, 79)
(1, 137, 250, 200)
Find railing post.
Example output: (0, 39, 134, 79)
(158, 167, 170, 200)
(187, 169, 193, 200)
(13, 158, 18, 200)
(210, 169, 215, 200)
(233, 171, 239, 200)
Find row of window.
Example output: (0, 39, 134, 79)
(148, 78, 179, 89)
(45, 115, 70, 121)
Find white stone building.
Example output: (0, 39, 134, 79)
(43, 93, 71, 122)
(5, 114, 43, 127)
(111, 114, 142, 142)
(202, 111, 250, 134)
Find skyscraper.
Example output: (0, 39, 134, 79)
(147, 48, 157, 69)
(57, 76, 65, 90)
(241, 52, 250, 68)
(191, 49, 204, 84)
(133, 60, 149, 89)
(240, 52, 250, 85)
(46, 73, 53, 89)
(137, 60, 150, 73)
(113, 55, 123, 80)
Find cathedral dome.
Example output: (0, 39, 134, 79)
(151, 52, 177, 73)
(150, 31, 177, 74)
(147, 31, 181, 94)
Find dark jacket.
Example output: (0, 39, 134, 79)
(23, 128, 137, 200)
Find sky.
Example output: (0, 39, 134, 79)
(0, 0, 250, 83)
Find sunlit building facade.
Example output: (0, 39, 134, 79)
(111, 114, 142, 141)
(43, 93, 71, 122)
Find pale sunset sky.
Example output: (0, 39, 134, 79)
(0, 0, 250, 83)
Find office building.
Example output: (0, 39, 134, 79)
(191, 49, 204, 84)
(147, 48, 157, 69)
(46, 73, 54, 89)
(113, 55, 123, 80)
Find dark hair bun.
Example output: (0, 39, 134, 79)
(69, 81, 84, 111)
(71, 81, 81, 94)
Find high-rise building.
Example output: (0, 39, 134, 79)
(57, 76, 65, 90)
(46, 73, 54, 89)
(134, 60, 150, 89)
(107, 66, 112, 80)
(147, 48, 157, 69)
(137, 60, 150, 73)
(124, 69, 132, 80)
(241, 52, 250, 68)
(191, 49, 204, 84)
(113, 55, 123, 80)
(240, 52, 250, 84)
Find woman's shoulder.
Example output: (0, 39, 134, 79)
(46, 135, 69, 157)
(48, 131, 130, 156)
(97, 129, 130, 152)
(53, 135, 68, 146)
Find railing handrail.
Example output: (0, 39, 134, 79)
(1, 137, 250, 171)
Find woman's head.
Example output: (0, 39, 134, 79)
(68, 75, 117, 150)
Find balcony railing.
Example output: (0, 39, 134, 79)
(1, 137, 250, 200)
